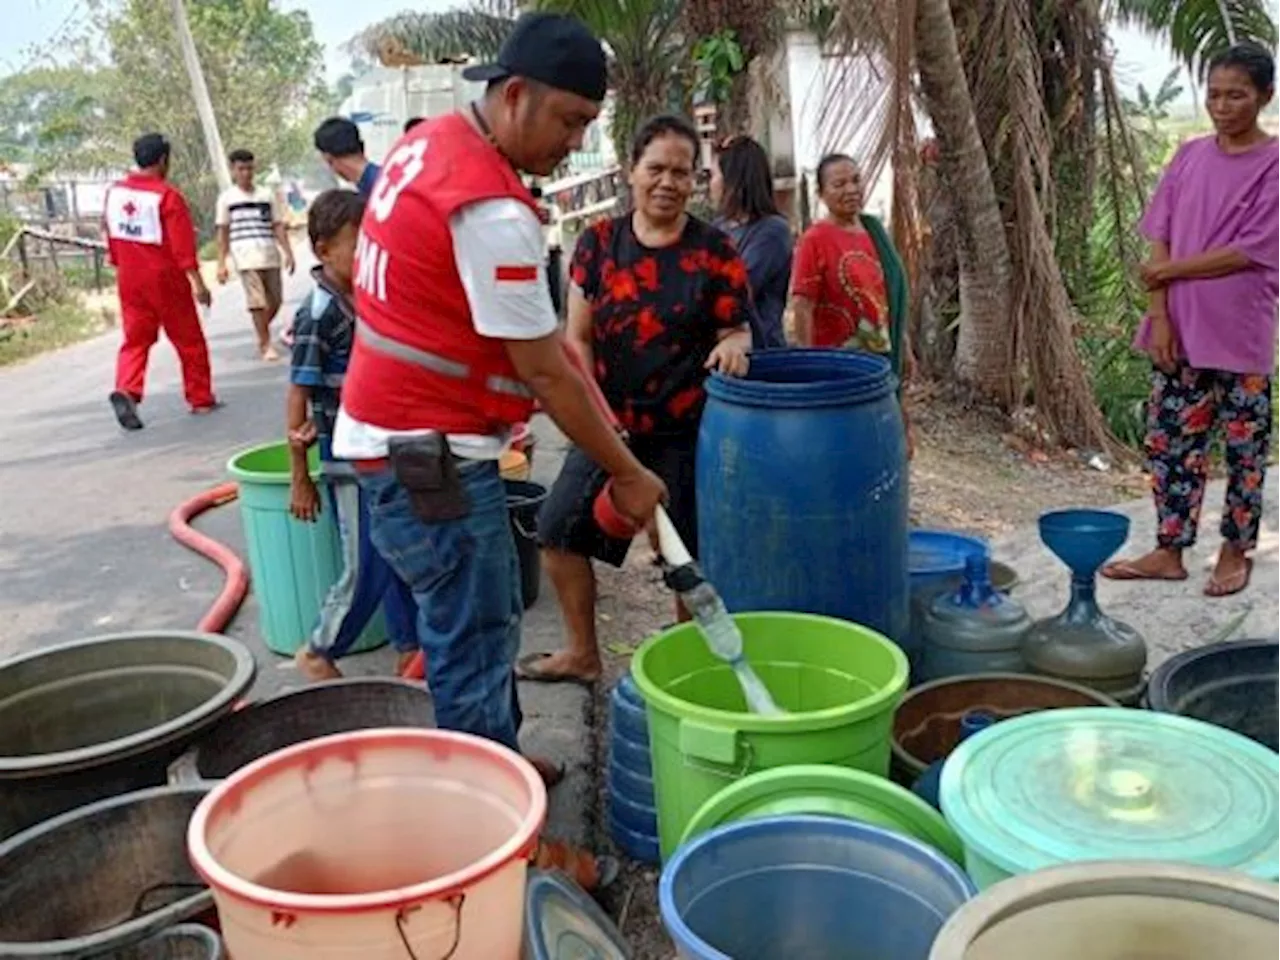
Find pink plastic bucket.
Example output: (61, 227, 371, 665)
(187, 728, 546, 959)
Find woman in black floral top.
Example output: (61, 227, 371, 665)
(519, 114, 753, 685)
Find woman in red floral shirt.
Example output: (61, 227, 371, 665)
(519, 114, 753, 684)
(791, 154, 894, 351)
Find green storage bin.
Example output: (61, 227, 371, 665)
(630, 612, 908, 860)
(227, 441, 386, 656)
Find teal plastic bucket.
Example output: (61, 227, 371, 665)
(631, 613, 908, 860)
(227, 441, 386, 656)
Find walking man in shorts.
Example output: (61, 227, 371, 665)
(216, 148, 295, 361)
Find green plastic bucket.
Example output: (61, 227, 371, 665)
(227, 441, 386, 656)
(630, 612, 908, 860)
(680, 764, 965, 864)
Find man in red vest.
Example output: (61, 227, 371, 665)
(104, 133, 217, 430)
(334, 13, 665, 781)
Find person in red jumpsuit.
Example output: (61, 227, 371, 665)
(104, 133, 218, 430)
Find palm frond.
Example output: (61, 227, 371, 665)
(1112, 0, 1278, 79)
(350, 8, 515, 67)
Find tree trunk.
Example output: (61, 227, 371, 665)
(913, 0, 1015, 402)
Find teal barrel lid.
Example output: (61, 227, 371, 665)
(940, 707, 1280, 879)
(524, 869, 632, 960)
(680, 764, 966, 865)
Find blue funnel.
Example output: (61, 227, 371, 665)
(1038, 509, 1129, 578)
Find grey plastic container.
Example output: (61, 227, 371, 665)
(0, 631, 255, 841)
(101, 925, 223, 959)
(920, 556, 1032, 682)
(929, 860, 1279, 960)
(0, 785, 213, 959)
(168, 677, 434, 782)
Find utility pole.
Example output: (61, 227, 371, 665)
(168, 0, 231, 192)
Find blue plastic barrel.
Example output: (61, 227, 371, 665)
(697, 350, 909, 641)
(660, 815, 975, 959)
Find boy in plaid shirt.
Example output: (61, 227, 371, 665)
(286, 190, 418, 679)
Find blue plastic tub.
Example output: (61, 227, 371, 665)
(608, 759, 652, 801)
(659, 815, 975, 959)
(908, 530, 989, 671)
(610, 789, 658, 835)
(611, 675, 650, 745)
(611, 732, 652, 777)
(610, 814, 661, 863)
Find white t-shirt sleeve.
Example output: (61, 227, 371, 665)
(450, 198, 558, 341)
(214, 188, 230, 227)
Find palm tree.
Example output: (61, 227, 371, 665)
(350, 8, 515, 67)
(1115, 0, 1279, 78)
(821, 0, 1276, 450)
(530, 0, 686, 162)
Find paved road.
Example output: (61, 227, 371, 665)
(0, 261, 593, 842)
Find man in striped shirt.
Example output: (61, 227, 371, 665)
(215, 148, 295, 361)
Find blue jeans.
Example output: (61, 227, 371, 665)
(360, 460, 523, 751)
(309, 476, 418, 659)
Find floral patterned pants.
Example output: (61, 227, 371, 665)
(1146, 364, 1273, 550)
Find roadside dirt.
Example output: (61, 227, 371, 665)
(582, 390, 1149, 957)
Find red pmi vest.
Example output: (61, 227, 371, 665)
(342, 113, 540, 435)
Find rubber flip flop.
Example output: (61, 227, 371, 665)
(515, 652, 598, 686)
(1205, 558, 1253, 598)
(533, 840, 619, 893)
(528, 755, 566, 788)
(109, 391, 143, 431)
(1100, 559, 1188, 582)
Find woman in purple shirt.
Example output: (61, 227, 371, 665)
(1105, 43, 1277, 597)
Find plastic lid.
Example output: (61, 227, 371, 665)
(940, 708, 1280, 879)
(524, 869, 632, 960)
(910, 530, 989, 579)
(680, 764, 965, 864)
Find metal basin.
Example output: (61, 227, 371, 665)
(0, 786, 212, 958)
(892, 672, 1118, 784)
(101, 925, 222, 960)
(169, 677, 434, 782)
(1147, 639, 1278, 751)
(0, 631, 255, 841)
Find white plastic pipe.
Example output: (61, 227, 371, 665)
(654, 506, 692, 568)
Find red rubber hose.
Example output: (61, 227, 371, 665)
(168, 481, 249, 634)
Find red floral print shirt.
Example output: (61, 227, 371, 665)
(571, 214, 752, 437)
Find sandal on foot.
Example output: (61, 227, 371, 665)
(1205, 558, 1253, 598)
(1100, 559, 1188, 582)
(516, 652, 598, 686)
(294, 649, 343, 681)
(109, 391, 143, 431)
(533, 839, 619, 893)
(527, 756, 565, 788)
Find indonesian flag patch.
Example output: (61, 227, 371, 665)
(495, 265, 539, 283)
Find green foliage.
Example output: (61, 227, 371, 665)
(531, 0, 687, 163)
(1075, 70, 1184, 447)
(692, 29, 745, 105)
(1115, 0, 1279, 80)
(351, 8, 514, 64)
(0, 1, 326, 237)
(0, 302, 104, 367)
(93, 0, 325, 238)
(0, 67, 111, 173)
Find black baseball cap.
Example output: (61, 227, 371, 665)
(463, 12, 608, 103)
